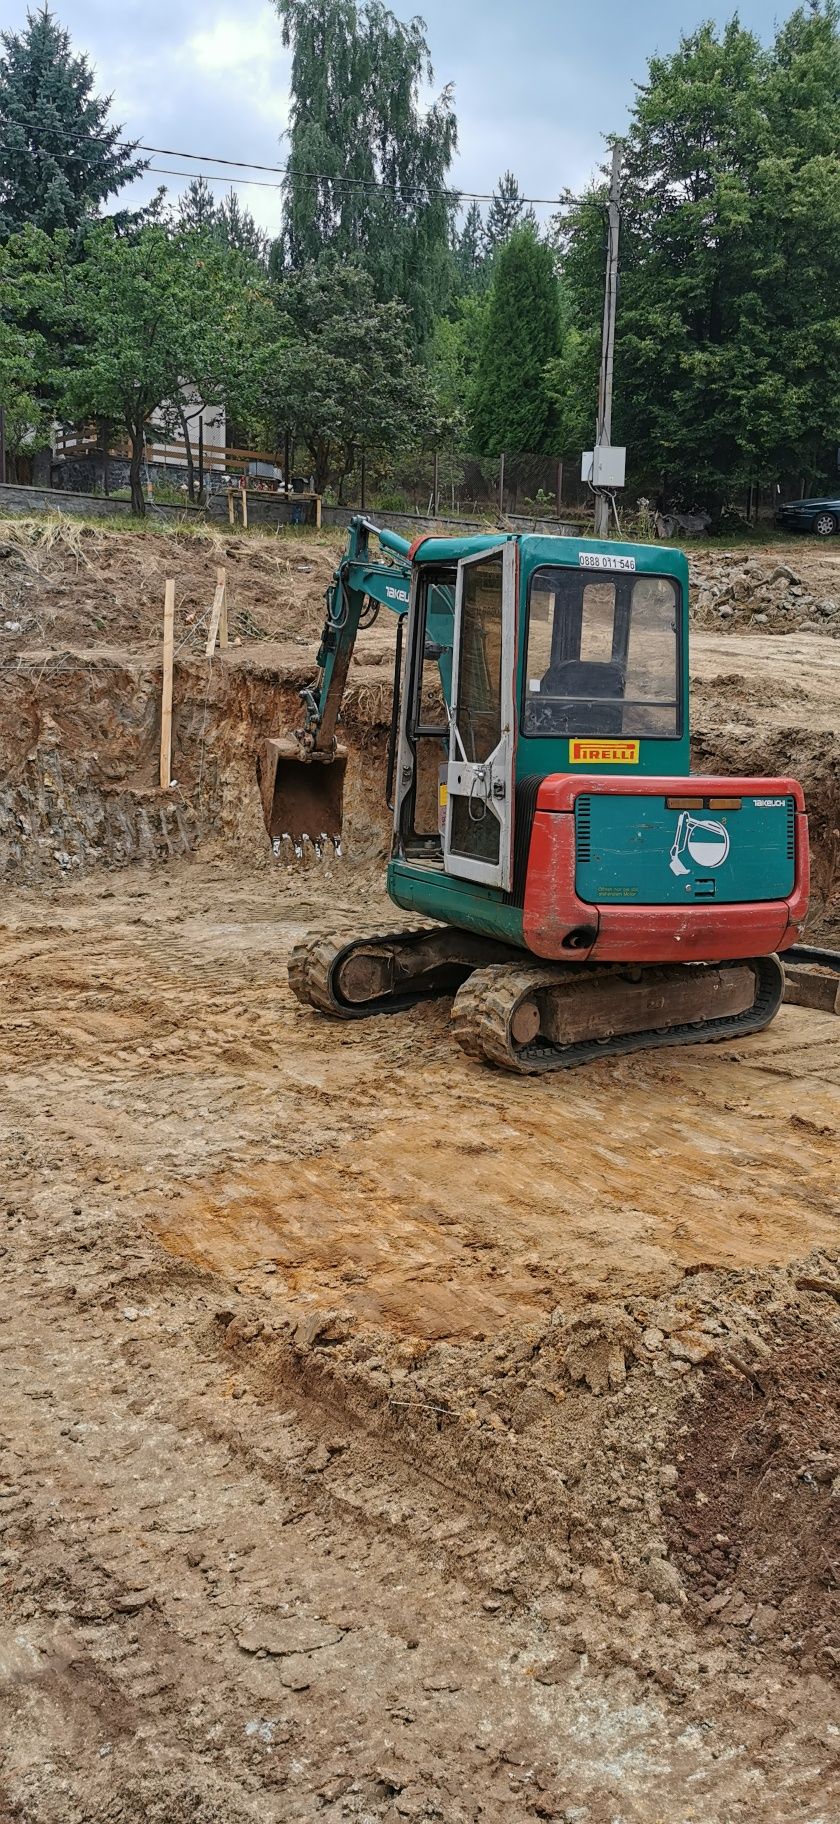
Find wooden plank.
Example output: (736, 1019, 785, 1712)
(219, 568, 228, 649)
(159, 579, 175, 790)
(241, 489, 249, 530)
(228, 489, 235, 527)
(205, 569, 227, 657)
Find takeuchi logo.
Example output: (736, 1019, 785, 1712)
(570, 740, 640, 764)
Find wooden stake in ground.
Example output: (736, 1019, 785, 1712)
(227, 489, 235, 527)
(241, 487, 249, 530)
(159, 578, 175, 790)
(205, 567, 228, 656)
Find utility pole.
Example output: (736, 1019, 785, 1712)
(594, 142, 622, 538)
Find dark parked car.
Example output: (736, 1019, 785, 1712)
(775, 495, 840, 537)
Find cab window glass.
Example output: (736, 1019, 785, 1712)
(523, 567, 680, 738)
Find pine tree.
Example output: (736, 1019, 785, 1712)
(177, 176, 218, 234)
(485, 171, 534, 253)
(215, 189, 270, 268)
(0, 5, 145, 240)
(469, 226, 560, 455)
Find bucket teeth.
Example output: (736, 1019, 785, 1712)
(272, 832, 344, 866)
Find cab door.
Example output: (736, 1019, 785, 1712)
(444, 542, 517, 891)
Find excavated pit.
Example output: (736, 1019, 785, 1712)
(1, 520, 839, 1823)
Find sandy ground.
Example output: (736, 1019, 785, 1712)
(1, 857, 839, 1823)
(1, 520, 839, 1821)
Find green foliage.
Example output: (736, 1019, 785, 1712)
(428, 291, 489, 438)
(177, 177, 218, 234)
(0, 223, 270, 512)
(0, 5, 145, 241)
(484, 170, 535, 254)
(0, 299, 49, 467)
(215, 190, 271, 269)
(258, 258, 430, 491)
(274, 0, 457, 346)
(452, 201, 487, 294)
(469, 227, 561, 456)
(175, 180, 271, 271)
(554, 3, 840, 507)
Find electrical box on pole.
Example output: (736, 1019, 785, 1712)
(582, 447, 626, 490)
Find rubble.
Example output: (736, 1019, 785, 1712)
(691, 548, 840, 633)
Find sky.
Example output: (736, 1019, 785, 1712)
(0, 0, 782, 237)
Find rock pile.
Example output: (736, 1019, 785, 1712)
(691, 552, 840, 632)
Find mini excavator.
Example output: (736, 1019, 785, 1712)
(259, 517, 811, 1073)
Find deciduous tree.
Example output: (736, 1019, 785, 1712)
(1, 224, 269, 514)
(553, 3, 840, 509)
(275, 0, 457, 346)
(261, 258, 429, 493)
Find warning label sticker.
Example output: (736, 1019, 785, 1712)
(569, 739, 640, 765)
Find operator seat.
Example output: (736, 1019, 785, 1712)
(540, 658, 626, 735)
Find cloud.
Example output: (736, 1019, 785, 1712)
(187, 7, 290, 126)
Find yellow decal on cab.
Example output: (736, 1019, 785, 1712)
(569, 739, 640, 765)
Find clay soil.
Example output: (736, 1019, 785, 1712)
(1, 519, 839, 1823)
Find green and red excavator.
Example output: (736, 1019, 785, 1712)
(258, 516, 820, 1074)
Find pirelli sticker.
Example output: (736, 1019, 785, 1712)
(569, 739, 640, 765)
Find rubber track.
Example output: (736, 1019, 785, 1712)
(288, 927, 450, 1021)
(450, 955, 787, 1074)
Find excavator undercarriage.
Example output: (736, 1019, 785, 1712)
(289, 928, 788, 1073)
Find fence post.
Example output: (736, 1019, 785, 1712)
(556, 459, 563, 517)
(433, 451, 439, 518)
(360, 450, 366, 512)
(284, 427, 291, 496)
(198, 419, 204, 500)
(498, 452, 505, 519)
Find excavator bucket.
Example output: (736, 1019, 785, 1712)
(259, 738, 347, 852)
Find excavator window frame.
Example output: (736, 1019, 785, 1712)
(520, 565, 684, 742)
(395, 562, 458, 862)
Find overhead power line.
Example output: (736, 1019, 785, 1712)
(0, 131, 605, 208)
(132, 140, 592, 207)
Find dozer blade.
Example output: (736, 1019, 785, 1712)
(259, 738, 347, 853)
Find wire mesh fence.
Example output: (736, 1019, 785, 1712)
(321, 448, 590, 524)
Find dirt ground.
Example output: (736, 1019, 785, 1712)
(1, 519, 839, 1822)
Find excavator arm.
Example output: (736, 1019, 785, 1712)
(258, 517, 413, 853)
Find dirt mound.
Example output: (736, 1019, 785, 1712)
(667, 1287, 840, 1681)
(0, 517, 341, 651)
